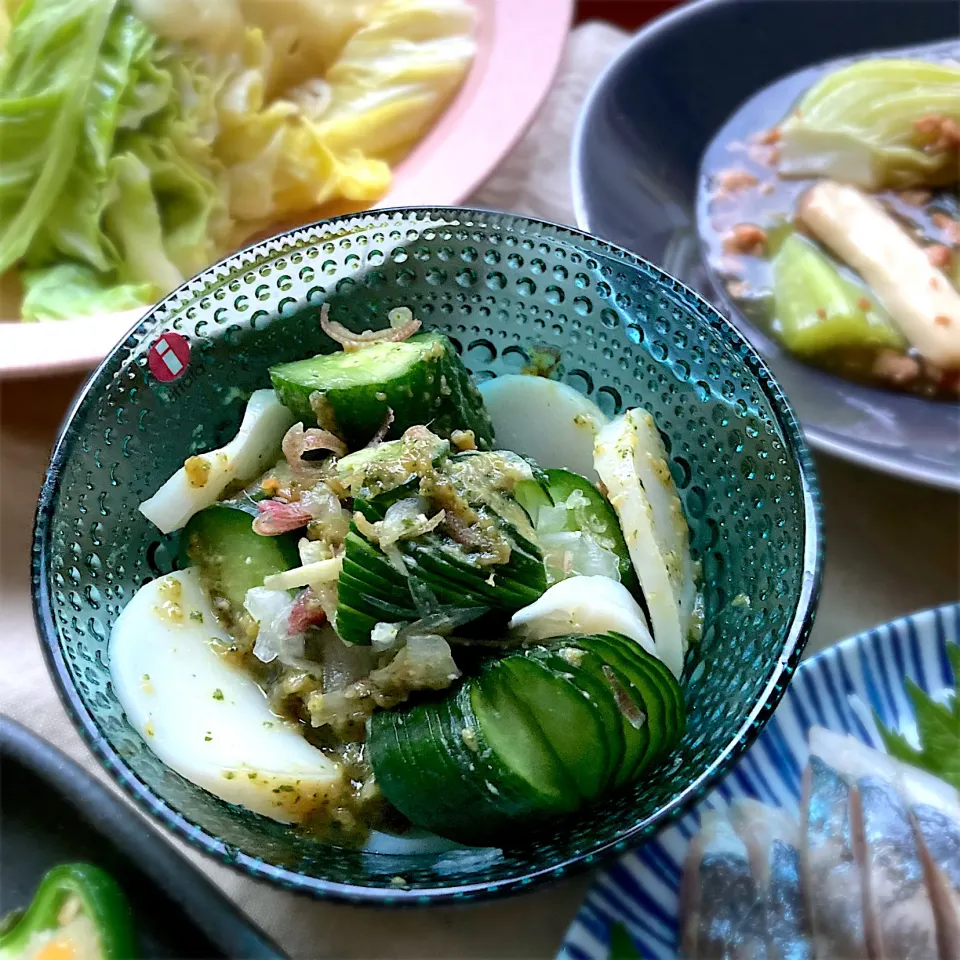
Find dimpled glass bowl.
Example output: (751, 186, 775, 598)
(32, 208, 822, 904)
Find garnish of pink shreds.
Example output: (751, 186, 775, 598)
(252, 499, 312, 535)
(288, 588, 326, 634)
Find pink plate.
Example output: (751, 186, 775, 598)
(0, 0, 573, 379)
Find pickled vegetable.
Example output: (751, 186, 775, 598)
(368, 632, 686, 845)
(772, 233, 905, 357)
(270, 331, 494, 449)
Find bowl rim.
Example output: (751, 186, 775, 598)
(31, 205, 824, 905)
(569, 0, 960, 493)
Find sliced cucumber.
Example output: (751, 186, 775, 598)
(270, 331, 495, 450)
(498, 655, 609, 801)
(337, 484, 548, 645)
(527, 646, 625, 792)
(580, 633, 684, 780)
(611, 631, 687, 742)
(472, 667, 579, 813)
(368, 696, 499, 842)
(335, 428, 450, 499)
(368, 632, 686, 845)
(179, 503, 299, 635)
(572, 639, 651, 786)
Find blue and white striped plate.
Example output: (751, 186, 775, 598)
(558, 603, 960, 960)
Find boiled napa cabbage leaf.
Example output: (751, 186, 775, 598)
(2, 0, 476, 320)
(779, 57, 960, 189)
(316, 0, 477, 164)
(25, 5, 152, 273)
(0, 0, 226, 320)
(20, 262, 152, 321)
(0, 0, 118, 272)
(209, 26, 391, 227)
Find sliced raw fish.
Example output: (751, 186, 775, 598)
(729, 799, 812, 960)
(853, 775, 938, 959)
(684, 808, 769, 959)
(808, 726, 954, 957)
(801, 754, 868, 958)
(680, 833, 704, 959)
(909, 800, 960, 959)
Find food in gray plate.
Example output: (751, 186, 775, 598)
(700, 43, 960, 399)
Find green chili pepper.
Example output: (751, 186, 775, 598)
(0, 863, 136, 959)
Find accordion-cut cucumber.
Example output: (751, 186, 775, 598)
(336, 483, 548, 645)
(269, 331, 495, 449)
(368, 632, 686, 844)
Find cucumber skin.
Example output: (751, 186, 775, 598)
(368, 633, 686, 845)
(544, 469, 639, 593)
(178, 503, 300, 616)
(336, 491, 548, 645)
(269, 332, 495, 450)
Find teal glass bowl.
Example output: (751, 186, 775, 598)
(32, 208, 822, 904)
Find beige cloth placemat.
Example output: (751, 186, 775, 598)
(2, 20, 958, 960)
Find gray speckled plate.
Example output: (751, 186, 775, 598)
(571, 0, 960, 490)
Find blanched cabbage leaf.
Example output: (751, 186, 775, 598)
(210, 27, 391, 226)
(0, 0, 225, 319)
(316, 0, 477, 163)
(103, 151, 182, 292)
(26, 5, 151, 272)
(3, 0, 476, 320)
(0, 0, 118, 272)
(20, 261, 153, 320)
(779, 57, 960, 189)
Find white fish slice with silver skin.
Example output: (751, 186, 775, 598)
(593, 409, 699, 679)
(807, 728, 940, 959)
(729, 799, 812, 960)
(681, 808, 769, 959)
(801, 749, 868, 959)
(909, 798, 960, 960)
(139, 389, 295, 534)
(854, 775, 939, 960)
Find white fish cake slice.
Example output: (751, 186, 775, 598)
(593, 409, 699, 678)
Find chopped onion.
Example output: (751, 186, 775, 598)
(539, 531, 622, 582)
(319, 627, 376, 692)
(319, 303, 420, 352)
(379, 498, 445, 548)
(298, 537, 330, 565)
(244, 587, 305, 666)
(371, 621, 402, 653)
(300, 486, 350, 542)
(368, 634, 460, 697)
